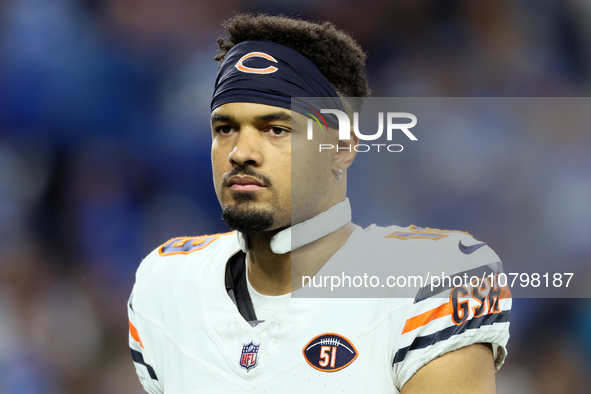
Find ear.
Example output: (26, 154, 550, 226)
(333, 124, 359, 171)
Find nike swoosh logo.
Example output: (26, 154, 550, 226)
(458, 241, 487, 255)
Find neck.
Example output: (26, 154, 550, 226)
(242, 199, 355, 296)
(246, 231, 292, 296)
(246, 223, 356, 296)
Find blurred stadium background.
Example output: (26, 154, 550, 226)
(0, 0, 590, 392)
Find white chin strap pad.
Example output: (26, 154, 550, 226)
(237, 198, 352, 255)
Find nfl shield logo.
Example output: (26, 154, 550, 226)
(240, 342, 260, 372)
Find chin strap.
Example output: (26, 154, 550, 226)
(237, 198, 352, 255)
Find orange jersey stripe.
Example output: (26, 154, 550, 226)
(402, 302, 454, 335)
(129, 319, 144, 348)
(402, 285, 511, 335)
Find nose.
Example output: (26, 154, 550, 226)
(228, 128, 263, 167)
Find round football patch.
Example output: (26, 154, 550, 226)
(303, 333, 358, 372)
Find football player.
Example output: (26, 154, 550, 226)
(128, 13, 510, 393)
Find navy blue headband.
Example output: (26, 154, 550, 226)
(211, 41, 346, 127)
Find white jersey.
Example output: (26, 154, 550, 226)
(128, 224, 511, 393)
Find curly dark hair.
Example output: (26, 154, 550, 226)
(214, 13, 371, 102)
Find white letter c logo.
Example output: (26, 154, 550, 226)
(235, 52, 278, 74)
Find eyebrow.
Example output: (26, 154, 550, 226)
(210, 112, 299, 125)
(257, 112, 292, 122)
(210, 114, 234, 124)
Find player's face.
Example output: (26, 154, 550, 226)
(211, 103, 293, 233)
(211, 102, 341, 234)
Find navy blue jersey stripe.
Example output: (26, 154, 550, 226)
(414, 262, 503, 304)
(393, 310, 510, 365)
(130, 348, 159, 380)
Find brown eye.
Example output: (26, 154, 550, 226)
(268, 126, 289, 136)
(215, 125, 235, 134)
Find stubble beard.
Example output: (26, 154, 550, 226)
(221, 191, 277, 235)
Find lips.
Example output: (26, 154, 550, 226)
(227, 176, 265, 191)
